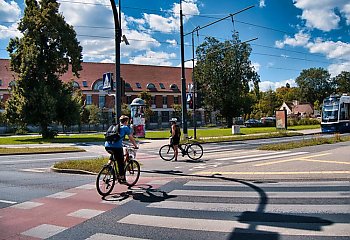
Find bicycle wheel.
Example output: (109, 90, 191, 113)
(124, 160, 140, 187)
(159, 144, 175, 161)
(187, 143, 203, 160)
(96, 164, 116, 196)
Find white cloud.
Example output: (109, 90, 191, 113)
(129, 51, 177, 66)
(342, 4, 350, 24)
(259, 79, 297, 91)
(259, 0, 266, 8)
(0, 23, 21, 39)
(293, 0, 350, 31)
(0, 0, 21, 22)
(142, 0, 200, 33)
(0, 0, 21, 39)
(275, 31, 310, 48)
(306, 39, 350, 60)
(166, 39, 178, 46)
(328, 61, 350, 77)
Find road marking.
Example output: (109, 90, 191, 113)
(148, 201, 350, 214)
(298, 159, 350, 165)
(235, 152, 308, 163)
(86, 233, 149, 240)
(196, 171, 350, 175)
(216, 151, 290, 161)
(299, 153, 331, 159)
(0, 199, 17, 204)
(168, 189, 349, 198)
(184, 180, 350, 187)
(119, 214, 350, 236)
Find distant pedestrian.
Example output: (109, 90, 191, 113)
(169, 118, 181, 161)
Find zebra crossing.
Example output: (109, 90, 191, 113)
(53, 179, 350, 240)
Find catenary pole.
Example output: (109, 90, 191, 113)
(180, 0, 188, 137)
(110, 0, 122, 122)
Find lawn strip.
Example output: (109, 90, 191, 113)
(258, 135, 350, 151)
(0, 147, 85, 155)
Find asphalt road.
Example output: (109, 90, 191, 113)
(0, 133, 349, 239)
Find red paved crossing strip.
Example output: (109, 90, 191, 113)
(0, 177, 171, 240)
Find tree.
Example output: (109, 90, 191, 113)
(295, 68, 334, 104)
(333, 71, 350, 94)
(258, 89, 280, 117)
(194, 34, 260, 127)
(5, 0, 82, 138)
(276, 86, 301, 103)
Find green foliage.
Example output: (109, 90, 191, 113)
(87, 104, 100, 125)
(194, 34, 260, 127)
(138, 91, 153, 122)
(5, 0, 82, 138)
(295, 68, 334, 104)
(333, 71, 350, 94)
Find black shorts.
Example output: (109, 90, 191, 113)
(171, 137, 180, 145)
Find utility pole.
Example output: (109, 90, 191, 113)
(179, 0, 188, 137)
(110, 0, 122, 122)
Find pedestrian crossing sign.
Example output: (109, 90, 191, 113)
(103, 72, 113, 91)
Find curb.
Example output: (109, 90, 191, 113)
(51, 167, 96, 175)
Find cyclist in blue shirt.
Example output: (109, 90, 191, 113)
(105, 115, 138, 182)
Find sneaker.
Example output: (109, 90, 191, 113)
(118, 176, 127, 184)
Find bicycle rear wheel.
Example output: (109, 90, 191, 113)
(159, 144, 175, 161)
(124, 160, 140, 187)
(96, 164, 116, 196)
(187, 143, 203, 160)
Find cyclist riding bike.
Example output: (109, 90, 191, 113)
(169, 118, 181, 161)
(105, 115, 138, 183)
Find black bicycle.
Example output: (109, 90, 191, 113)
(96, 145, 140, 197)
(159, 137, 203, 161)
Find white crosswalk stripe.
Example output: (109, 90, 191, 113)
(112, 180, 350, 239)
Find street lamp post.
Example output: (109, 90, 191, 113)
(110, 0, 122, 123)
(180, 0, 188, 137)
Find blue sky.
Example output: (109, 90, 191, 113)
(1, 0, 349, 91)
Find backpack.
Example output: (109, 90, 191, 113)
(104, 124, 121, 142)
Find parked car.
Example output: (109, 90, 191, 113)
(260, 117, 276, 127)
(244, 119, 263, 127)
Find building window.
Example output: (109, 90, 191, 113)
(150, 111, 158, 123)
(151, 96, 156, 105)
(159, 83, 165, 89)
(83, 81, 88, 87)
(170, 83, 178, 90)
(174, 96, 179, 104)
(161, 111, 169, 122)
(125, 82, 131, 88)
(86, 95, 92, 105)
(0, 79, 2, 86)
(93, 79, 103, 91)
(136, 82, 142, 88)
(73, 81, 80, 88)
(99, 95, 105, 108)
(163, 96, 168, 105)
(146, 83, 156, 89)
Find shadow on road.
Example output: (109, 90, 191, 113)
(141, 169, 334, 239)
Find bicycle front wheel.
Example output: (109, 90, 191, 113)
(125, 160, 140, 187)
(159, 144, 175, 161)
(187, 143, 203, 160)
(96, 164, 116, 196)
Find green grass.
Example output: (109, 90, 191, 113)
(0, 147, 85, 155)
(0, 134, 105, 145)
(53, 157, 108, 174)
(258, 134, 350, 151)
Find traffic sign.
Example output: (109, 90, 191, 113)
(103, 72, 113, 91)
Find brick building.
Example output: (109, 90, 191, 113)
(0, 59, 202, 129)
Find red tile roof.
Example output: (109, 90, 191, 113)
(0, 59, 193, 92)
